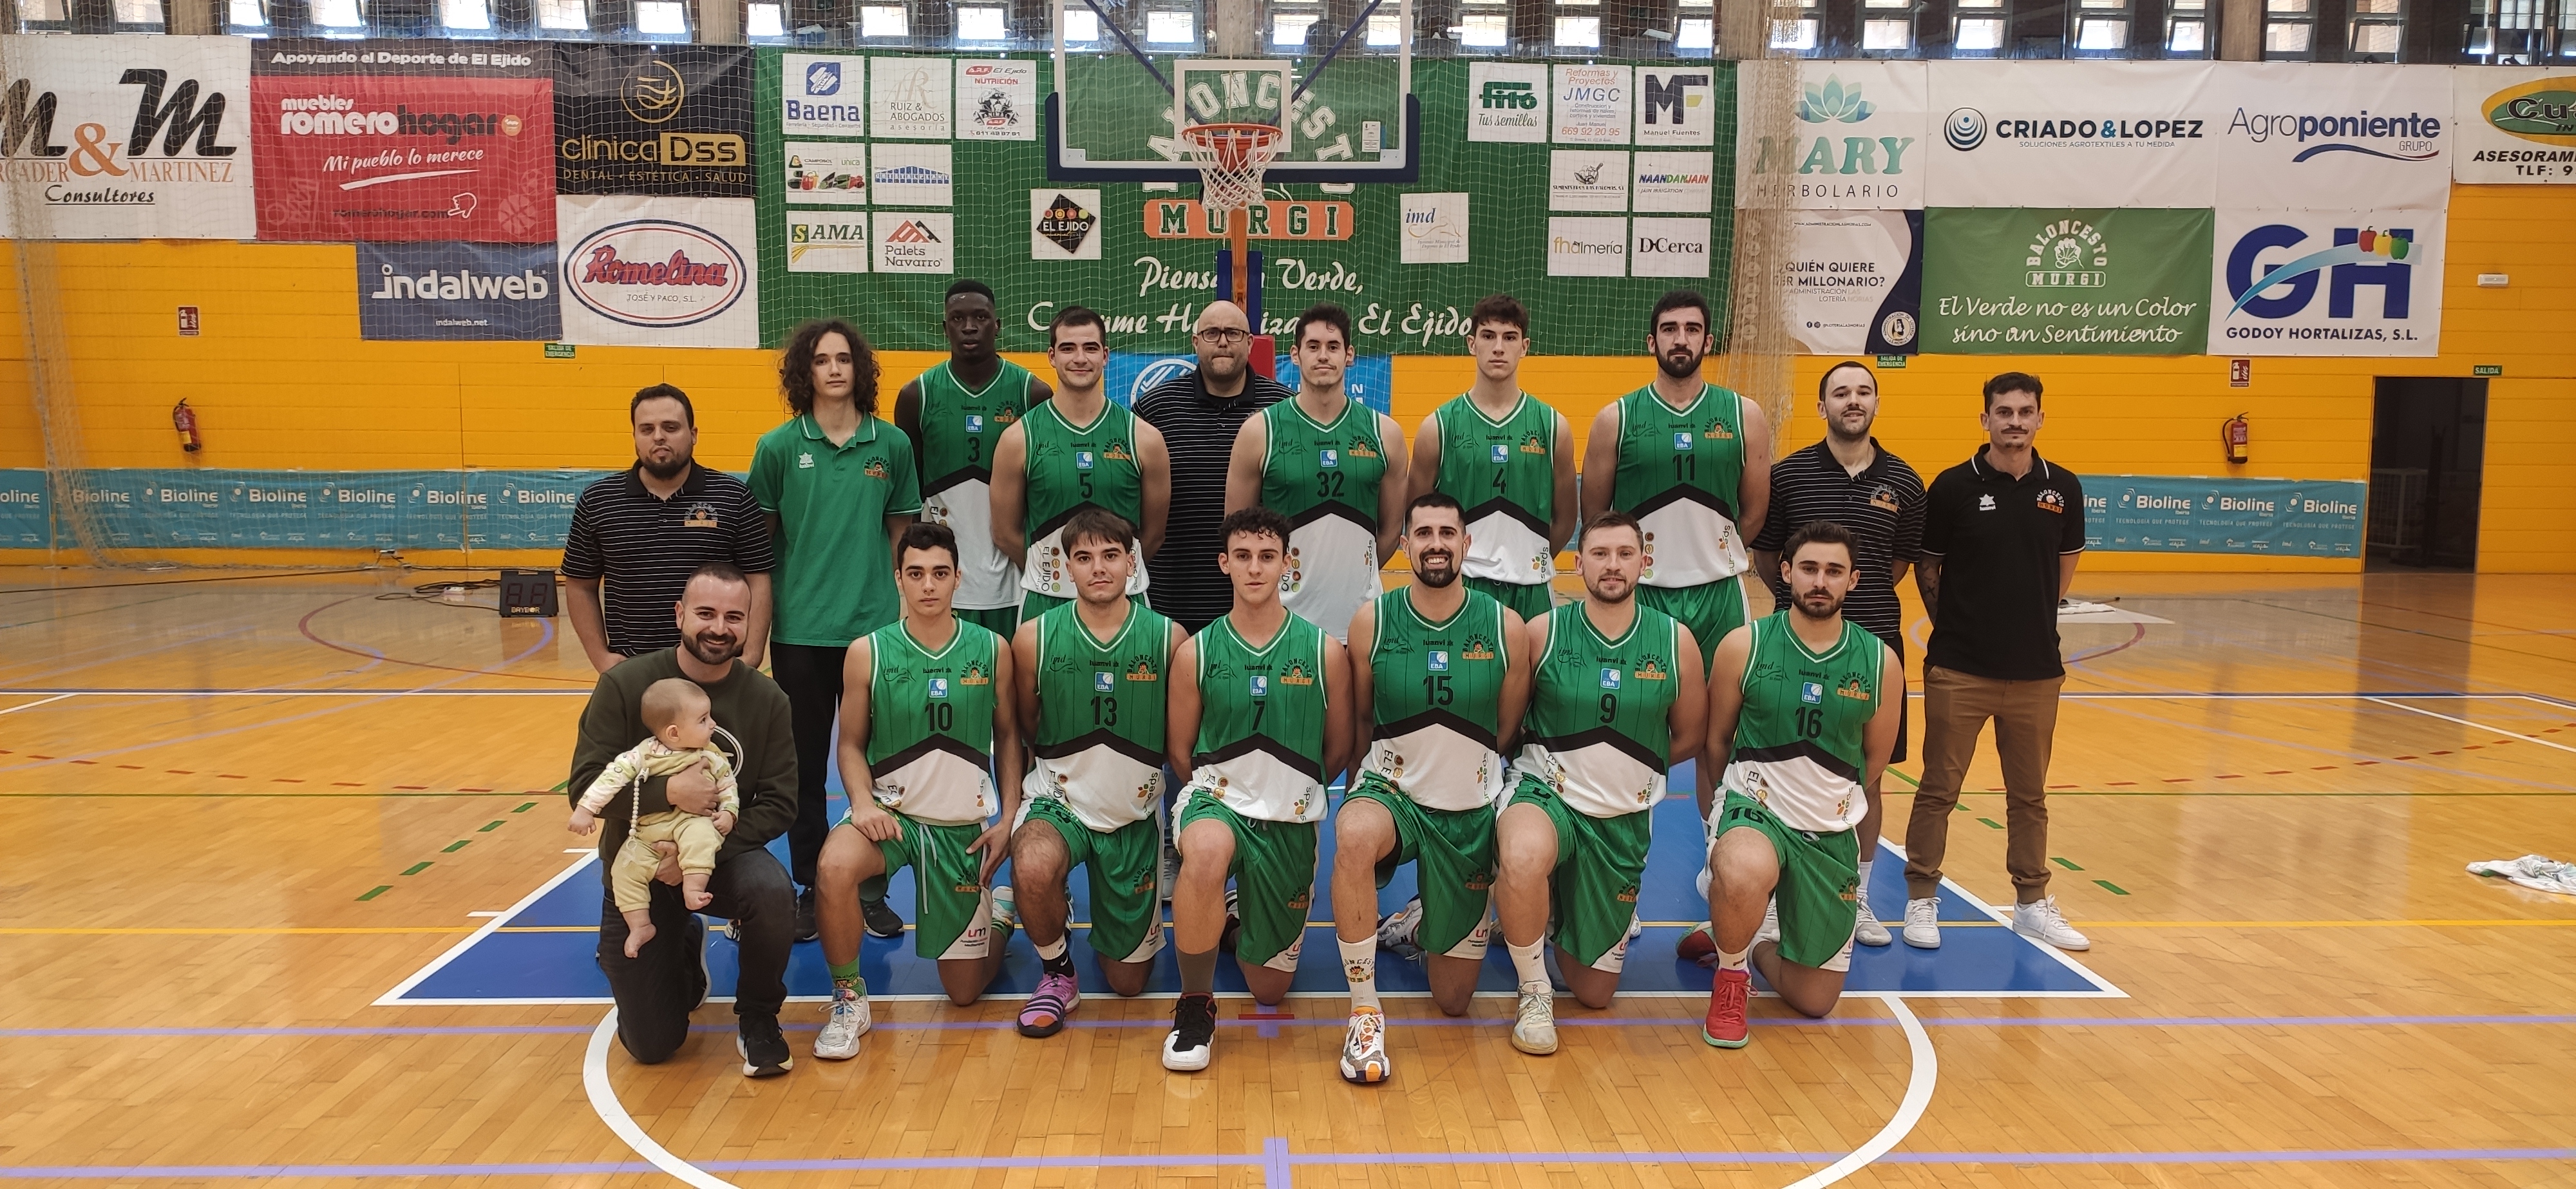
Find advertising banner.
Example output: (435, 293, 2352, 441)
(1634, 66, 1719, 147)
(1738, 61, 1928, 210)
(2210, 208, 2441, 356)
(0, 35, 254, 240)
(1553, 64, 1631, 144)
(1785, 209, 1922, 356)
(466, 469, 594, 548)
(2453, 67, 2576, 184)
(1920, 207, 2213, 354)
(251, 41, 553, 243)
(1466, 62, 1548, 143)
(787, 211, 871, 272)
(558, 195, 759, 348)
(2210, 63, 2452, 211)
(357, 240, 562, 341)
(1926, 61, 2216, 209)
(956, 60, 1037, 141)
(0, 471, 47, 548)
(780, 54, 863, 137)
(555, 46, 752, 196)
(61, 469, 445, 549)
(2085, 475, 2364, 557)
(872, 54, 951, 140)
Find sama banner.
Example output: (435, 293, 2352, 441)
(2085, 475, 2364, 558)
(2453, 67, 2576, 184)
(2209, 209, 2441, 356)
(555, 45, 753, 196)
(0, 35, 254, 240)
(1920, 207, 2213, 354)
(251, 40, 556, 243)
(357, 241, 562, 341)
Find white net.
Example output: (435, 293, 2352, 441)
(1719, 33, 1804, 435)
(1180, 122, 1282, 214)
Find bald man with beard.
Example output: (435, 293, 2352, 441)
(1133, 301, 1294, 634)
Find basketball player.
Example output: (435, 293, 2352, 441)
(811, 523, 1020, 1059)
(1007, 508, 1184, 1036)
(1333, 493, 1533, 1083)
(1225, 303, 1408, 641)
(894, 279, 1049, 639)
(1579, 289, 1771, 819)
(991, 305, 1169, 622)
(1493, 512, 1705, 1054)
(1162, 507, 1353, 1073)
(1700, 521, 1899, 1048)
(1406, 294, 1577, 623)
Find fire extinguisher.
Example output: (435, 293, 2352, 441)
(2221, 413, 2249, 464)
(173, 399, 202, 453)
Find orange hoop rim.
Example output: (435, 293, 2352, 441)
(1180, 122, 1282, 169)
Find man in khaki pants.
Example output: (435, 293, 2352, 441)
(1902, 372, 2090, 953)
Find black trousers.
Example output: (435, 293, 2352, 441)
(595, 847, 793, 1064)
(768, 641, 849, 889)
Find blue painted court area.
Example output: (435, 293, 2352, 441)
(388, 763, 2116, 1004)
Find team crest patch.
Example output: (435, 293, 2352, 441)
(965, 415, 985, 433)
(1126, 658, 1159, 681)
(1490, 444, 1510, 464)
(1836, 676, 1871, 700)
(1104, 442, 1133, 461)
(1633, 658, 1667, 681)
(1703, 419, 1736, 440)
(2036, 489, 2066, 514)
(1428, 650, 1450, 672)
(1250, 675, 1269, 697)
(1280, 661, 1315, 685)
(1870, 485, 1900, 513)
(1461, 635, 1495, 661)
(1520, 433, 1547, 454)
(865, 457, 890, 479)
(1094, 671, 1115, 692)
(1801, 681, 1823, 704)
(960, 663, 990, 685)
(1348, 439, 1379, 459)
(929, 678, 951, 698)
(1320, 449, 1340, 469)
(1672, 432, 1693, 452)
(1600, 667, 1622, 690)
(682, 502, 719, 529)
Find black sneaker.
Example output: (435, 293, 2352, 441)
(736, 1012, 793, 1078)
(1161, 992, 1216, 1072)
(862, 895, 905, 940)
(1217, 887, 1242, 955)
(794, 888, 819, 944)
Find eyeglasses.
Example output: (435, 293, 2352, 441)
(1195, 328, 1249, 345)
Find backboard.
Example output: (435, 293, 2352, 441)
(1048, 0, 1419, 183)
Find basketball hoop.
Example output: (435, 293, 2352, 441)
(1180, 122, 1281, 214)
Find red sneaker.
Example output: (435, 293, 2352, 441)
(1676, 923, 1717, 967)
(1703, 966, 1750, 1049)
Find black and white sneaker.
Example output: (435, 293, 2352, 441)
(1162, 993, 1217, 1072)
(1218, 888, 1242, 955)
(862, 895, 905, 940)
(794, 888, 820, 944)
(736, 1012, 793, 1078)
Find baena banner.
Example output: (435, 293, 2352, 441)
(252, 40, 555, 243)
(0, 35, 254, 240)
(357, 240, 562, 341)
(1920, 207, 2212, 355)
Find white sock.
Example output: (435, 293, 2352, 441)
(1855, 859, 1874, 893)
(1696, 864, 1711, 902)
(1718, 945, 1750, 972)
(1507, 939, 1547, 989)
(1339, 938, 1379, 1013)
(1035, 937, 1068, 962)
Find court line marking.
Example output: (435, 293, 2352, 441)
(1873, 840, 2125, 998)
(1785, 994, 1936, 1188)
(371, 855, 598, 1007)
(0, 693, 75, 717)
(583, 1009, 739, 1189)
(2365, 697, 2576, 758)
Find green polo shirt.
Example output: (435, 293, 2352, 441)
(748, 413, 924, 647)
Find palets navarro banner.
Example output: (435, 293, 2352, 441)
(0, 35, 254, 240)
(252, 41, 554, 243)
(357, 240, 562, 341)
(2453, 67, 2576, 184)
(556, 46, 752, 196)
(2084, 475, 2363, 558)
(1920, 207, 2213, 354)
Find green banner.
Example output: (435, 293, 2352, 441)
(1919, 208, 2212, 355)
(755, 53, 1736, 356)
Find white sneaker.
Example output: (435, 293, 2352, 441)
(1377, 898, 1425, 960)
(1627, 911, 1644, 942)
(1852, 885, 1892, 947)
(1511, 982, 1558, 1056)
(2012, 896, 2092, 951)
(1338, 1007, 1391, 1084)
(1902, 897, 1942, 949)
(813, 987, 871, 1060)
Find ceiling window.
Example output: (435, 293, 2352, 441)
(957, 4, 1008, 39)
(1555, 14, 1600, 46)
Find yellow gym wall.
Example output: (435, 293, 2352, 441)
(3, 184, 2570, 571)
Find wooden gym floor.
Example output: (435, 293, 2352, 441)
(3, 566, 2573, 1187)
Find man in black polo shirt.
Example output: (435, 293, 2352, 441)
(1904, 371, 2089, 953)
(565, 385, 777, 673)
(1133, 300, 1292, 634)
(1744, 360, 1924, 949)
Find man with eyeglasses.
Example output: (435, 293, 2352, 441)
(1133, 301, 1294, 634)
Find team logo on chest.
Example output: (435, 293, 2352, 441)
(1491, 443, 1510, 464)
(965, 415, 985, 434)
(1600, 667, 1622, 690)
(1076, 450, 1095, 470)
(1837, 676, 1871, 700)
(1461, 634, 1496, 661)
(960, 662, 990, 685)
(1320, 449, 1340, 469)
(1634, 657, 1667, 681)
(929, 678, 951, 698)
(1280, 661, 1316, 686)
(1094, 671, 1115, 692)
(683, 502, 719, 528)
(1800, 681, 1824, 704)
(1428, 650, 1450, 672)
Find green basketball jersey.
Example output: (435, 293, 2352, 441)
(1260, 395, 1387, 639)
(1189, 611, 1332, 823)
(1512, 604, 1683, 819)
(1611, 383, 1751, 587)
(1432, 393, 1558, 587)
(1027, 598, 1172, 832)
(1359, 587, 1511, 812)
(864, 617, 1001, 826)
(916, 361, 1036, 611)
(1723, 615, 1886, 834)
(1020, 398, 1150, 600)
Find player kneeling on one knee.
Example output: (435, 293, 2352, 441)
(812, 524, 1023, 1060)
(1700, 521, 1901, 1049)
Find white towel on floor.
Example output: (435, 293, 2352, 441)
(2467, 855, 2576, 897)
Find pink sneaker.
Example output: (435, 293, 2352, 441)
(1017, 971, 1081, 1038)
